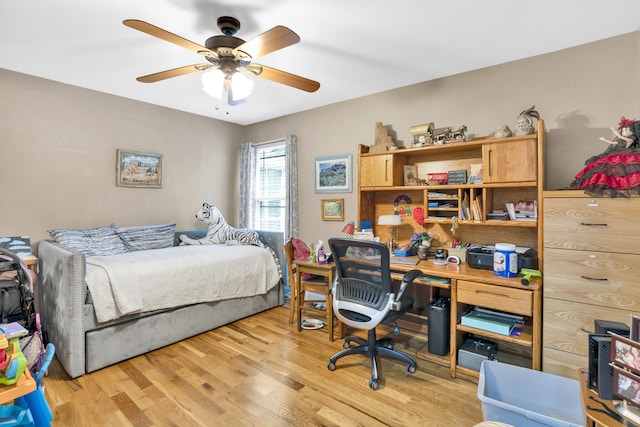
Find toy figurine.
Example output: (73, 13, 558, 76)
(570, 116, 640, 197)
(599, 117, 640, 149)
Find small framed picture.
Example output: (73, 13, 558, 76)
(613, 365, 640, 407)
(403, 165, 418, 186)
(631, 315, 640, 341)
(116, 149, 163, 188)
(611, 332, 640, 375)
(315, 154, 352, 193)
(321, 199, 344, 221)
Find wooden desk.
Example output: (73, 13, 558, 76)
(0, 369, 36, 404)
(390, 257, 542, 381)
(294, 260, 337, 341)
(579, 368, 628, 427)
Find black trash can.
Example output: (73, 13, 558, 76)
(427, 297, 450, 356)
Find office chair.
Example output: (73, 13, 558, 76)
(327, 238, 421, 390)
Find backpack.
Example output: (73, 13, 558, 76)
(0, 248, 35, 332)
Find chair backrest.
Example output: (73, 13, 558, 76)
(34, 342, 55, 387)
(283, 238, 297, 287)
(328, 238, 394, 329)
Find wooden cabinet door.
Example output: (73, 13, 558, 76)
(359, 154, 394, 187)
(482, 139, 537, 183)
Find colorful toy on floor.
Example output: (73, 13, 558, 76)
(0, 337, 27, 385)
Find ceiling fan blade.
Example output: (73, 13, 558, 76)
(234, 26, 300, 60)
(136, 64, 212, 83)
(124, 19, 218, 60)
(247, 64, 320, 92)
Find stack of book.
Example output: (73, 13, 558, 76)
(461, 307, 524, 336)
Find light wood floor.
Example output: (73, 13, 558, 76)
(43, 304, 484, 426)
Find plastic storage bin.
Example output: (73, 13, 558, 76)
(477, 361, 585, 427)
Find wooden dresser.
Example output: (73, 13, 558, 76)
(542, 190, 640, 379)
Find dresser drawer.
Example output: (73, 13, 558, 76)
(543, 346, 585, 380)
(544, 197, 640, 254)
(457, 280, 532, 316)
(543, 298, 633, 357)
(544, 248, 640, 310)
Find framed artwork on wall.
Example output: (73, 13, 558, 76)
(321, 199, 344, 221)
(116, 149, 163, 188)
(315, 154, 352, 193)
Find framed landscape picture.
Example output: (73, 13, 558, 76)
(116, 149, 163, 188)
(315, 154, 352, 193)
(321, 199, 344, 221)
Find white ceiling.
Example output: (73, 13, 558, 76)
(2, 1, 640, 126)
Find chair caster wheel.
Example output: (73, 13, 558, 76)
(343, 341, 350, 349)
(384, 342, 394, 350)
(369, 379, 379, 390)
(327, 362, 336, 371)
(407, 364, 416, 374)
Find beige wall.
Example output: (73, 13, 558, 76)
(1, 31, 639, 249)
(1, 68, 245, 244)
(246, 31, 640, 245)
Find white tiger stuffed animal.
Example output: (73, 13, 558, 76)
(179, 203, 282, 278)
(179, 203, 262, 246)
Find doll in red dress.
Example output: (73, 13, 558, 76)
(570, 117, 640, 197)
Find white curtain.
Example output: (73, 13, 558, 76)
(239, 142, 257, 229)
(285, 134, 298, 239)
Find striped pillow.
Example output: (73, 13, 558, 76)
(116, 223, 176, 252)
(48, 224, 127, 257)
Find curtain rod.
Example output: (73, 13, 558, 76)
(254, 137, 285, 146)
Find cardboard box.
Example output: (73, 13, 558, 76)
(427, 173, 448, 185)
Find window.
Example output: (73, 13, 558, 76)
(255, 142, 285, 233)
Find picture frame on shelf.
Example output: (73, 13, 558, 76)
(612, 365, 640, 407)
(315, 154, 352, 193)
(321, 199, 344, 221)
(611, 332, 640, 376)
(116, 149, 163, 189)
(403, 165, 418, 186)
(631, 315, 640, 342)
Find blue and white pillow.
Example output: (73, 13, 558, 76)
(48, 224, 127, 257)
(116, 223, 176, 252)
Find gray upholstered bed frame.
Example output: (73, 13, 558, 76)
(36, 230, 283, 378)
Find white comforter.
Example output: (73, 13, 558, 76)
(85, 244, 280, 323)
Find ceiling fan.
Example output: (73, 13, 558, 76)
(123, 17, 320, 104)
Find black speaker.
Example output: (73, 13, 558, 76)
(594, 319, 630, 337)
(589, 334, 613, 400)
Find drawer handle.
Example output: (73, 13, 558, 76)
(475, 290, 510, 299)
(580, 222, 608, 227)
(580, 328, 594, 334)
(580, 275, 608, 281)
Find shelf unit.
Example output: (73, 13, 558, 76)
(357, 120, 545, 381)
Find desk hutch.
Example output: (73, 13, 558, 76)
(357, 119, 545, 381)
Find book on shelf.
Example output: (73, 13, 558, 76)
(0, 322, 28, 339)
(461, 309, 518, 336)
(461, 193, 470, 220)
(468, 163, 483, 184)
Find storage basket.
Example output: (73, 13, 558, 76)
(477, 361, 585, 427)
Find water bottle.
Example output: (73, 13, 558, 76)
(317, 240, 327, 264)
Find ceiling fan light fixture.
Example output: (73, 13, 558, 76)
(201, 68, 254, 105)
(230, 71, 254, 102)
(201, 68, 225, 99)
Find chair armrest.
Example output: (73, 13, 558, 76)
(391, 269, 421, 310)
